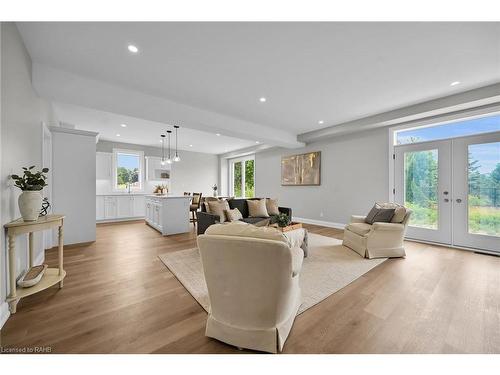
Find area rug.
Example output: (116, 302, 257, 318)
(158, 233, 386, 315)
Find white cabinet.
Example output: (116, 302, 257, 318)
(133, 195, 145, 217)
(96, 196, 105, 220)
(145, 196, 190, 235)
(96, 152, 112, 180)
(116, 196, 133, 217)
(104, 196, 117, 219)
(97, 195, 146, 221)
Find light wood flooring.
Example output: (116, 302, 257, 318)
(1, 221, 500, 353)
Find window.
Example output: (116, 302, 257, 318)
(113, 149, 144, 192)
(229, 156, 255, 198)
(395, 113, 500, 145)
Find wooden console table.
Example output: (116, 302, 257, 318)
(4, 214, 66, 314)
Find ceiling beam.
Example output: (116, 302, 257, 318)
(32, 63, 305, 149)
(298, 82, 500, 143)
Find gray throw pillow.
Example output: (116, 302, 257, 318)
(365, 205, 396, 224)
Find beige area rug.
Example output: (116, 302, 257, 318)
(159, 233, 386, 314)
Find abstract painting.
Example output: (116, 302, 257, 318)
(281, 151, 321, 186)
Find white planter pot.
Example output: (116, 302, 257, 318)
(18, 191, 42, 221)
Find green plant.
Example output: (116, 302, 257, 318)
(11, 166, 49, 191)
(276, 213, 290, 228)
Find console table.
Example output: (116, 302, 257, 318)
(4, 214, 66, 314)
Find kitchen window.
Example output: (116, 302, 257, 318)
(113, 149, 144, 192)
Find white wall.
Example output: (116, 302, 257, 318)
(52, 128, 97, 245)
(255, 128, 390, 226)
(1, 23, 58, 328)
(96, 140, 218, 197)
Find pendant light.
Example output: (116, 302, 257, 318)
(160, 134, 166, 165)
(166, 130, 173, 164)
(173, 125, 181, 162)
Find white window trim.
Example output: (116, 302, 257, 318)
(229, 155, 255, 198)
(112, 148, 145, 192)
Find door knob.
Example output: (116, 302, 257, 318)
(456, 198, 462, 203)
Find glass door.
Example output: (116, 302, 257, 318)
(229, 156, 255, 198)
(394, 140, 452, 244)
(452, 132, 500, 253)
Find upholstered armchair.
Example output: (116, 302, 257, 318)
(342, 205, 412, 259)
(197, 222, 303, 353)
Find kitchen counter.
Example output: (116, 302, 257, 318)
(145, 195, 191, 235)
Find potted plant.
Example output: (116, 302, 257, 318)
(276, 213, 291, 228)
(11, 166, 49, 221)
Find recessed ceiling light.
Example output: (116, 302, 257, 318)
(116, 134, 120, 137)
(259, 97, 267, 103)
(120, 123, 127, 127)
(450, 81, 460, 86)
(216, 133, 221, 136)
(189, 144, 193, 147)
(318, 120, 324, 124)
(127, 44, 139, 53)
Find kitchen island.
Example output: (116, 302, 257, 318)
(145, 195, 192, 235)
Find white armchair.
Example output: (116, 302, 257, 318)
(197, 222, 303, 353)
(343, 205, 412, 259)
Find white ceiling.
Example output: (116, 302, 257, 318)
(17, 22, 500, 147)
(52, 102, 256, 154)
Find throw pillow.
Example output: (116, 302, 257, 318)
(266, 198, 280, 216)
(247, 199, 270, 218)
(225, 208, 243, 222)
(365, 204, 395, 224)
(208, 200, 230, 223)
(204, 197, 221, 213)
(376, 202, 407, 223)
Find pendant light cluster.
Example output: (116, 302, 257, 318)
(160, 125, 181, 165)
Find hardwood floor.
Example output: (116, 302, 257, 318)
(1, 221, 500, 354)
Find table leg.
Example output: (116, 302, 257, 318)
(58, 224, 64, 288)
(28, 232, 34, 267)
(8, 235, 18, 314)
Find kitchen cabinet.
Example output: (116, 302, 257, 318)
(96, 196, 105, 220)
(144, 195, 191, 235)
(97, 195, 147, 222)
(96, 152, 112, 180)
(104, 196, 117, 219)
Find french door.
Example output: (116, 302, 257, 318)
(452, 132, 500, 252)
(395, 132, 500, 253)
(395, 140, 452, 244)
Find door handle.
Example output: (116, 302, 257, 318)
(444, 198, 449, 202)
(443, 191, 449, 195)
(456, 198, 462, 203)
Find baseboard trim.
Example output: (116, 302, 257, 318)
(45, 240, 95, 251)
(293, 217, 345, 230)
(0, 301, 10, 330)
(97, 218, 145, 225)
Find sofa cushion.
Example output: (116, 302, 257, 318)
(241, 217, 270, 226)
(247, 199, 270, 218)
(207, 200, 230, 223)
(365, 204, 395, 224)
(225, 208, 243, 222)
(205, 221, 287, 243)
(266, 198, 280, 216)
(346, 222, 373, 236)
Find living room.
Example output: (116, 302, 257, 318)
(1, 1, 500, 372)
